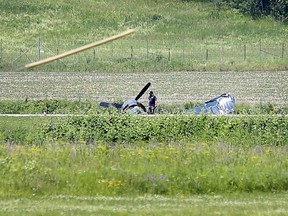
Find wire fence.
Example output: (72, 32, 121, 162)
(0, 37, 286, 71)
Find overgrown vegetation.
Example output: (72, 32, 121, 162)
(1, 99, 288, 145)
(0, 100, 94, 114)
(1, 103, 288, 199)
(43, 114, 288, 145)
(1, 112, 288, 145)
(0, 139, 287, 197)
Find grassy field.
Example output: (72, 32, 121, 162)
(1, 1, 288, 214)
(1, 193, 288, 216)
(0, 139, 288, 215)
(0, 0, 287, 71)
(0, 116, 48, 128)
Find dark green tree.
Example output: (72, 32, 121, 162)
(221, 0, 287, 23)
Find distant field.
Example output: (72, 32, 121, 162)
(1, 0, 287, 72)
(0, 71, 287, 105)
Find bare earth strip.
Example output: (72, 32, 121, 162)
(0, 71, 287, 105)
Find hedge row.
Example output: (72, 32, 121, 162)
(42, 114, 288, 146)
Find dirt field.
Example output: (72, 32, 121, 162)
(0, 71, 287, 105)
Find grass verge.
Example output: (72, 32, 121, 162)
(0, 193, 288, 216)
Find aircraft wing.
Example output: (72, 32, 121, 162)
(188, 93, 235, 115)
(99, 102, 122, 109)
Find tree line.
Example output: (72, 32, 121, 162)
(184, 0, 288, 24)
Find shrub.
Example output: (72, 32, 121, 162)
(42, 114, 288, 146)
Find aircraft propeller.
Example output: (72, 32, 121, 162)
(99, 82, 151, 114)
(135, 82, 151, 101)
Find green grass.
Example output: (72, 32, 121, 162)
(1, 0, 286, 42)
(0, 116, 52, 130)
(0, 142, 287, 197)
(0, 0, 287, 71)
(0, 116, 50, 144)
(0, 100, 94, 114)
(0, 117, 40, 129)
(1, 193, 288, 216)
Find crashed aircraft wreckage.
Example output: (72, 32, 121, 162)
(188, 93, 235, 115)
(100, 82, 235, 115)
(100, 82, 151, 115)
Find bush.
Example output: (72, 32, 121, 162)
(43, 114, 288, 146)
(0, 100, 94, 114)
(224, 0, 288, 23)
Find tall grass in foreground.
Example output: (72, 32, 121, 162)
(0, 142, 287, 197)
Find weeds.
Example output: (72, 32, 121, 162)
(1, 113, 285, 145)
(0, 142, 287, 197)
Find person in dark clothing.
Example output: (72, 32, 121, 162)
(148, 91, 157, 114)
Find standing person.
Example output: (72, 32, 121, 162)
(148, 91, 157, 114)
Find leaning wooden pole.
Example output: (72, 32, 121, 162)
(25, 29, 135, 69)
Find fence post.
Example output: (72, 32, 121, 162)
(0, 39, 2, 63)
(38, 36, 41, 61)
(146, 38, 149, 58)
(244, 44, 246, 60)
(111, 43, 114, 59)
(281, 43, 285, 59)
(259, 40, 262, 62)
(168, 48, 171, 61)
(206, 49, 209, 61)
(182, 45, 184, 64)
(130, 46, 133, 59)
(221, 39, 224, 66)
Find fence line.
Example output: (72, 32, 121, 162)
(0, 37, 286, 71)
